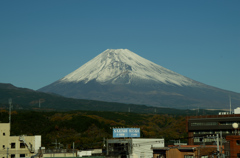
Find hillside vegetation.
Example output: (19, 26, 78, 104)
(0, 110, 187, 149)
(0, 83, 222, 149)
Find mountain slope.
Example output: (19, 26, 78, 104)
(1, 83, 220, 115)
(39, 49, 240, 109)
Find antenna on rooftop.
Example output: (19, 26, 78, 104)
(229, 95, 232, 114)
(9, 98, 12, 131)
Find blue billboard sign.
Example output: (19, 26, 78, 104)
(128, 128, 140, 137)
(113, 128, 140, 138)
(113, 128, 128, 138)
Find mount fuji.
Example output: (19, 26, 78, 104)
(39, 49, 240, 109)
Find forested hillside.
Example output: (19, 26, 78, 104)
(0, 110, 187, 149)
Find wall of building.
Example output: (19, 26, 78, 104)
(166, 148, 181, 158)
(34, 135, 42, 151)
(131, 138, 164, 158)
(77, 149, 102, 157)
(186, 114, 240, 145)
(226, 135, 240, 158)
(153, 145, 221, 158)
(0, 123, 41, 158)
(234, 108, 240, 114)
(43, 153, 76, 157)
(166, 148, 197, 158)
(106, 138, 164, 158)
(43, 156, 105, 158)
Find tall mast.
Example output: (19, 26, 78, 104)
(9, 98, 12, 132)
(229, 95, 232, 114)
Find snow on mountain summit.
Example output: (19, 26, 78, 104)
(39, 49, 240, 109)
(60, 49, 200, 87)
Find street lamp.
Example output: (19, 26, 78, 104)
(232, 123, 238, 135)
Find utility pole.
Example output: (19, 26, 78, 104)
(103, 137, 106, 148)
(73, 142, 75, 156)
(204, 134, 221, 158)
(106, 139, 109, 155)
(220, 131, 223, 158)
(229, 95, 232, 114)
(217, 134, 220, 158)
(9, 98, 12, 132)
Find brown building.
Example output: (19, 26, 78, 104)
(186, 114, 240, 145)
(225, 135, 240, 158)
(152, 145, 222, 158)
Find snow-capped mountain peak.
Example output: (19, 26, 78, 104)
(59, 49, 200, 87)
(39, 49, 240, 109)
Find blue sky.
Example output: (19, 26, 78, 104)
(0, 0, 240, 93)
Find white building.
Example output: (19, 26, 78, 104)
(234, 107, 240, 114)
(0, 123, 41, 158)
(77, 149, 102, 157)
(106, 138, 164, 158)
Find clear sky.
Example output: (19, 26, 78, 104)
(0, 0, 239, 93)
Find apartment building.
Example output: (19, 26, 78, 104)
(186, 112, 240, 145)
(0, 123, 41, 158)
(152, 145, 223, 158)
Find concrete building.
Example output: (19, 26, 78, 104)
(77, 149, 102, 157)
(186, 113, 240, 145)
(152, 145, 223, 158)
(0, 123, 41, 158)
(106, 138, 164, 158)
(234, 108, 240, 115)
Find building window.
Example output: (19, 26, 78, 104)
(191, 122, 218, 126)
(225, 151, 229, 156)
(184, 156, 194, 158)
(237, 140, 240, 145)
(204, 138, 215, 142)
(10, 155, 15, 158)
(20, 143, 25, 148)
(11, 143, 15, 149)
(157, 155, 166, 158)
(20, 154, 25, 157)
(237, 153, 240, 158)
(3, 133, 5, 136)
(2, 145, 5, 149)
